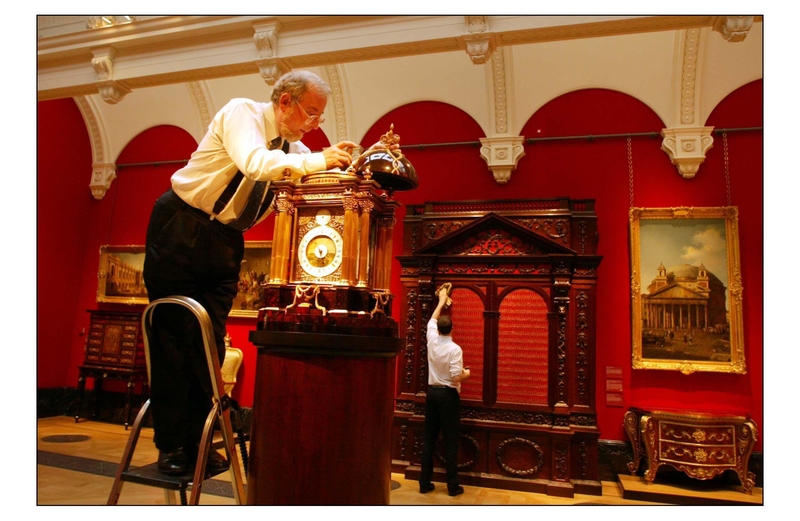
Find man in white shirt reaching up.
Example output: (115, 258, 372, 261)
(419, 286, 471, 497)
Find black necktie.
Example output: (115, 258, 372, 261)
(227, 138, 286, 232)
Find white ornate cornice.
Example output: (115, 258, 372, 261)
(660, 126, 714, 179)
(325, 64, 348, 143)
(257, 59, 291, 86)
(712, 16, 754, 42)
(479, 136, 526, 184)
(661, 29, 714, 178)
(479, 48, 523, 184)
(253, 20, 290, 85)
(462, 16, 496, 65)
(90, 46, 131, 104)
(39, 15, 737, 101)
(89, 163, 117, 199)
(254, 20, 280, 59)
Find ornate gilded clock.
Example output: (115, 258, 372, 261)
(259, 126, 417, 317)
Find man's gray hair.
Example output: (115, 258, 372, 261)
(270, 70, 331, 103)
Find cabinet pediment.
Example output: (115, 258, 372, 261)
(413, 212, 576, 257)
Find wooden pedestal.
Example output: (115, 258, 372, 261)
(248, 315, 401, 505)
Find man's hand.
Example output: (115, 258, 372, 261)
(323, 141, 358, 169)
(437, 285, 452, 308)
(452, 367, 471, 383)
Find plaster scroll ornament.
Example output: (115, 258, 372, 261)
(712, 16, 754, 42)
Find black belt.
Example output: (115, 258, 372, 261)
(429, 385, 453, 389)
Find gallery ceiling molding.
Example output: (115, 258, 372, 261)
(37, 15, 762, 196)
(37, 15, 756, 102)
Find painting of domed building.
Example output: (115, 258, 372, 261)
(643, 263, 727, 333)
(629, 210, 746, 371)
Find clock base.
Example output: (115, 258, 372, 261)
(255, 307, 398, 341)
(259, 283, 394, 318)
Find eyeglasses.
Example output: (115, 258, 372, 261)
(292, 97, 325, 128)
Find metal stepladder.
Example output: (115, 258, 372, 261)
(107, 296, 247, 505)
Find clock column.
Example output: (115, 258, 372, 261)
(268, 190, 294, 285)
(341, 191, 359, 286)
(357, 198, 374, 287)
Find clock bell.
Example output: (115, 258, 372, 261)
(258, 126, 417, 321)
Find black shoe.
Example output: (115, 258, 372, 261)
(204, 450, 230, 475)
(157, 447, 189, 476)
(419, 482, 435, 494)
(448, 485, 464, 497)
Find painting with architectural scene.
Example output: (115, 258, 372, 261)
(629, 207, 745, 374)
(96, 245, 148, 305)
(229, 241, 272, 317)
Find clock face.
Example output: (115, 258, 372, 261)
(297, 224, 344, 278)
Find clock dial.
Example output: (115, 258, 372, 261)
(306, 236, 335, 267)
(297, 225, 344, 278)
(314, 209, 332, 226)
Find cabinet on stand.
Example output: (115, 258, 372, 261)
(76, 310, 148, 429)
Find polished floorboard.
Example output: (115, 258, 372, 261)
(35, 416, 764, 516)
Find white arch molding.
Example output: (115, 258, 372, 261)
(75, 95, 116, 200)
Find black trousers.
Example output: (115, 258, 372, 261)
(142, 189, 244, 452)
(420, 386, 460, 491)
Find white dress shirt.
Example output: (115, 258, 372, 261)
(171, 98, 327, 226)
(426, 318, 465, 393)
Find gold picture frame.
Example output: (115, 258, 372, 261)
(629, 207, 745, 374)
(230, 241, 273, 317)
(96, 245, 148, 305)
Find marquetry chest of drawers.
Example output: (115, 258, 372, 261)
(84, 310, 146, 369)
(77, 310, 148, 429)
(624, 408, 758, 494)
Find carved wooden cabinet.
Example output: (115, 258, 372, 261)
(624, 408, 758, 493)
(77, 310, 148, 428)
(392, 198, 602, 498)
(84, 310, 146, 369)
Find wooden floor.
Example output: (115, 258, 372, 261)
(36, 416, 763, 514)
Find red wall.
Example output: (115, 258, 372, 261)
(37, 99, 94, 388)
(37, 82, 762, 450)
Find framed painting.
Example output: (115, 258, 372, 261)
(230, 241, 273, 317)
(629, 207, 745, 374)
(96, 245, 149, 305)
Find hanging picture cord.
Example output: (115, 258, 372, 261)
(106, 171, 119, 244)
(627, 136, 635, 209)
(722, 131, 732, 207)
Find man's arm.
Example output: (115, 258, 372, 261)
(451, 367, 471, 383)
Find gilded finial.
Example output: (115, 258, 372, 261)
(379, 124, 401, 148)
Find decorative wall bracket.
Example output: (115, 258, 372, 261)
(89, 163, 117, 199)
(464, 33, 497, 65)
(253, 21, 290, 85)
(91, 47, 131, 104)
(462, 16, 496, 64)
(257, 58, 290, 85)
(660, 127, 714, 179)
(712, 16, 754, 42)
(479, 136, 526, 184)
